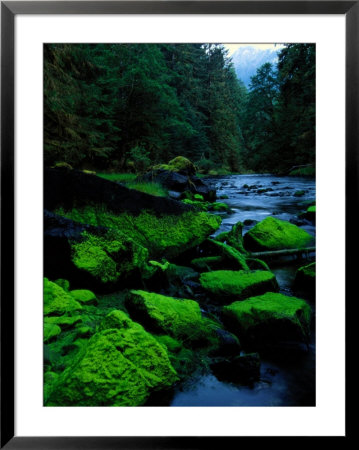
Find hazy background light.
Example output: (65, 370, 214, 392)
(224, 43, 286, 56)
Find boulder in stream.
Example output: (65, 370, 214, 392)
(223, 292, 312, 349)
(126, 290, 215, 347)
(199, 270, 278, 302)
(140, 156, 216, 201)
(244, 216, 313, 251)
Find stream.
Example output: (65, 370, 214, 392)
(170, 174, 316, 407)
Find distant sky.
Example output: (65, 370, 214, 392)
(224, 43, 285, 56)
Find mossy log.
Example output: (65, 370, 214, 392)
(251, 246, 316, 259)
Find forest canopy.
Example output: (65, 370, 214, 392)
(44, 43, 315, 174)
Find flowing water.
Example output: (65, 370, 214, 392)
(170, 174, 316, 407)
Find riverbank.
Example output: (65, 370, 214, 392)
(44, 166, 315, 407)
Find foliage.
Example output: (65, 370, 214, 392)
(44, 43, 315, 176)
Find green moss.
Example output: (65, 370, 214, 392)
(44, 278, 82, 316)
(44, 323, 61, 343)
(182, 200, 230, 213)
(211, 202, 230, 212)
(99, 309, 134, 331)
(155, 335, 182, 354)
(70, 289, 98, 305)
(45, 315, 82, 328)
(207, 239, 249, 271)
(97, 173, 137, 183)
(54, 279, 70, 291)
(223, 292, 312, 343)
(76, 326, 93, 338)
(244, 216, 313, 251)
(126, 181, 168, 197)
(167, 156, 196, 174)
(58, 207, 221, 259)
(182, 199, 210, 211)
(70, 229, 149, 285)
(226, 222, 249, 255)
(307, 205, 316, 213)
(71, 240, 117, 284)
(199, 270, 278, 301)
(126, 290, 212, 346)
(214, 231, 229, 242)
(46, 311, 178, 406)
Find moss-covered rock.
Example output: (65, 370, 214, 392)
(70, 229, 149, 287)
(70, 289, 98, 305)
(193, 194, 204, 201)
(54, 279, 70, 291)
(226, 222, 249, 255)
(223, 292, 312, 347)
(294, 262, 316, 291)
(153, 156, 197, 175)
(211, 202, 230, 212)
(45, 315, 82, 329)
(126, 290, 212, 346)
(244, 216, 313, 251)
(214, 231, 230, 243)
(46, 310, 178, 406)
(182, 199, 210, 211)
(44, 323, 61, 343)
(199, 270, 278, 302)
(206, 239, 249, 271)
(61, 207, 221, 260)
(44, 278, 82, 316)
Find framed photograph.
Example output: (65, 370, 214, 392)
(1, 1, 353, 447)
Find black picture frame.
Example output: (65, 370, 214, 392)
(1, 1, 354, 447)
